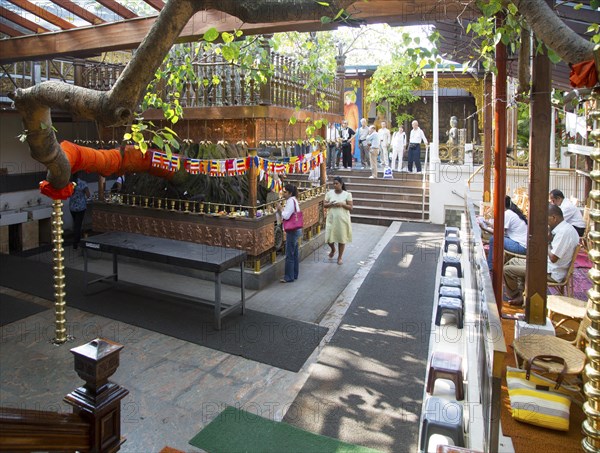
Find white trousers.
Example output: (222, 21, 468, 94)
(390, 145, 404, 171)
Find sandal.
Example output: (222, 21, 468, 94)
(337, 259, 343, 265)
(280, 278, 292, 283)
(328, 248, 336, 259)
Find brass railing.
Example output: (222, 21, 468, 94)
(100, 183, 327, 218)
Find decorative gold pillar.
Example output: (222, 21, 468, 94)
(248, 149, 258, 218)
(51, 199, 69, 345)
(583, 85, 600, 453)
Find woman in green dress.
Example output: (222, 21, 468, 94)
(324, 176, 353, 265)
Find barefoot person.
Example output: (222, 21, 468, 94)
(324, 176, 353, 265)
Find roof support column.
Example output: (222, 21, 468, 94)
(492, 15, 507, 312)
(524, 24, 552, 325)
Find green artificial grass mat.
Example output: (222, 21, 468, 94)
(189, 406, 383, 453)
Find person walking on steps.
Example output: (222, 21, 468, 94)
(408, 120, 428, 173)
(324, 176, 353, 265)
(277, 184, 302, 283)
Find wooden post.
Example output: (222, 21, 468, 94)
(320, 146, 327, 187)
(483, 74, 493, 203)
(248, 148, 258, 218)
(64, 338, 129, 452)
(524, 26, 552, 325)
(335, 54, 346, 116)
(492, 16, 507, 313)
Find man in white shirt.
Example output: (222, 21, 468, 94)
(504, 203, 579, 306)
(357, 118, 370, 169)
(378, 121, 391, 166)
(365, 125, 380, 179)
(408, 120, 428, 173)
(549, 189, 586, 236)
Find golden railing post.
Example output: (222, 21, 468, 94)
(583, 85, 600, 453)
(51, 199, 71, 345)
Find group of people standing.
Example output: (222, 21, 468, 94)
(326, 119, 429, 177)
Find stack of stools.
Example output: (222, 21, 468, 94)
(437, 228, 464, 329)
(420, 227, 466, 451)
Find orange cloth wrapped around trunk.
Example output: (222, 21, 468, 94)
(569, 59, 598, 89)
(60, 140, 175, 180)
(40, 141, 175, 199)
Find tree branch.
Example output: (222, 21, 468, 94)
(513, 0, 595, 65)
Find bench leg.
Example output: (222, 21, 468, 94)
(215, 272, 222, 330)
(112, 252, 118, 282)
(240, 261, 245, 315)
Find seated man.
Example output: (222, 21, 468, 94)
(549, 189, 586, 236)
(503, 203, 579, 306)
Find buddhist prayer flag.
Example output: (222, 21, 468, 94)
(151, 148, 324, 178)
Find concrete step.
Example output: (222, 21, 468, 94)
(352, 204, 428, 218)
(347, 184, 429, 195)
(333, 174, 427, 187)
(351, 214, 430, 226)
(351, 191, 428, 202)
(352, 198, 429, 211)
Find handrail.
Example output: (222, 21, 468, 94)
(0, 338, 128, 452)
(0, 408, 90, 451)
(422, 144, 429, 221)
(467, 164, 485, 189)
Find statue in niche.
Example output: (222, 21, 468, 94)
(447, 116, 459, 145)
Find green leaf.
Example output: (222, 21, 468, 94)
(152, 135, 164, 149)
(289, 116, 297, 125)
(123, 133, 132, 140)
(222, 31, 234, 44)
(203, 28, 219, 42)
(316, 1, 329, 5)
(547, 47, 562, 64)
(222, 45, 239, 62)
(320, 16, 332, 24)
(333, 8, 345, 20)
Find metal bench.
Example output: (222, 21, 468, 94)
(82, 231, 247, 330)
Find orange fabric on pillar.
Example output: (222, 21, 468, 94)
(39, 180, 74, 200)
(569, 60, 598, 88)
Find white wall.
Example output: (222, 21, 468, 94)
(428, 163, 476, 224)
(0, 112, 102, 231)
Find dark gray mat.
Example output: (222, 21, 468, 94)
(0, 293, 49, 326)
(283, 222, 444, 452)
(0, 254, 327, 372)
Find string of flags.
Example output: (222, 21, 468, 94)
(151, 149, 324, 178)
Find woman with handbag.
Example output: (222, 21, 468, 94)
(277, 184, 303, 283)
(324, 176, 353, 265)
